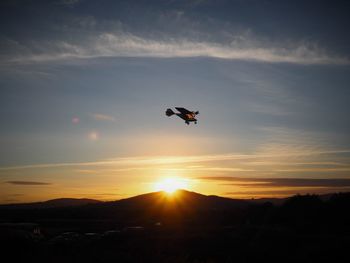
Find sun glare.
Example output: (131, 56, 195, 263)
(154, 177, 188, 194)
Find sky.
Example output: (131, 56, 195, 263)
(1, 0, 350, 203)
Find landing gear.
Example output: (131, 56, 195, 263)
(185, 121, 189, 125)
(195, 121, 197, 124)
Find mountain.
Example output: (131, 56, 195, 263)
(109, 189, 249, 209)
(0, 198, 101, 209)
(0, 190, 252, 223)
(61, 190, 254, 225)
(1, 190, 341, 210)
(2, 191, 350, 263)
(1, 190, 350, 231)
(0, 190, 287, 211)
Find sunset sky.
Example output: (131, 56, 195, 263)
(1, 0, 350, 203)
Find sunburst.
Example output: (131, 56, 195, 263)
(154, 177, 188, 194)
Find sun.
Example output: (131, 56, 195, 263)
(154, 177, 188, 194)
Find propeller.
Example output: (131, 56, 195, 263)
(194, 111, 199, 115)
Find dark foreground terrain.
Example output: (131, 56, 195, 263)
(1, 190, 350, 263)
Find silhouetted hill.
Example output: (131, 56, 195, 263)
(63, 190, 251, 225)
(1, 191, 350, 263)
(108, 189, 249, 210)
(246, 192, 345, 206)
(0, 198, 101, 209)
(246, 197, 286, 206)
(1, 190, 350, 227)
(0, 190, 252, 224)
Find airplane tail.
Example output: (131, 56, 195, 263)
(166, 108, 175, 116)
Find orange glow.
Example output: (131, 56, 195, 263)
(154, 177, 189, 194)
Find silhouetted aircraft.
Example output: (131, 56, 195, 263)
(166, 107, 199, 125)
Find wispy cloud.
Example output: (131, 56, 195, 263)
(5, 181, 51, 186)
(0, 149, 349, 171)
(5, 33, 349, 65)
(91, 113, 116, 122)
(6, 193, 25, 197)
(200, 177, 350, 188)
(223, 188, 350, 198)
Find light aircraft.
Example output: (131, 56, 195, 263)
(166, 107, 199, 125)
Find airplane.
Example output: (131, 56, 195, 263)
(166, 107, 199, 125)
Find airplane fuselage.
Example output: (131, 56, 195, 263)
(166, 107, 199, 125)
(176, 113, 197, 124)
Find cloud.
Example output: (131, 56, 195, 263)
(161, 167, 255, 172)
(0, 149, 349, 171)
(223, 188, 350, 197)
(2, 199, 20, 202)
(5, 33, 349, 65)
(7, 193, 24, 196)
(91, 113, 116, 122)
(5, 181, 51, 185)
(199, 177, 350, 188)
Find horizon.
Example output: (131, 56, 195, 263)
(1, 186, 349, 205)
(1, 0, 350, 203)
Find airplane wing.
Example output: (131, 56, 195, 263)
(175, 107, 192, 114)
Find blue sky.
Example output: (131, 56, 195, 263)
(1, 0, 350, 202)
